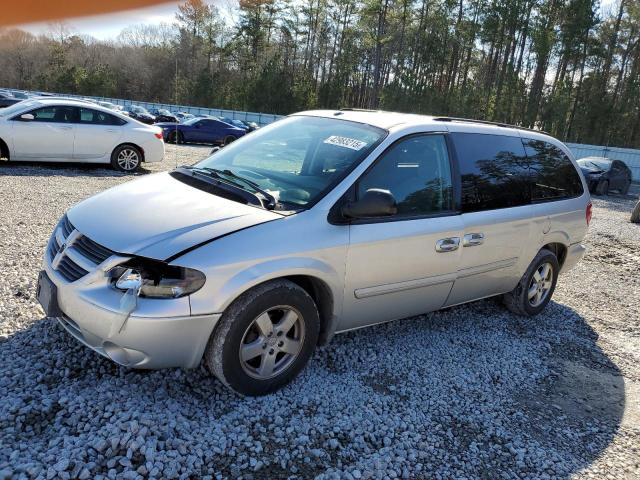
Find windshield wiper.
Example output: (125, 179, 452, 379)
(179, 166, 276, 209)
(200, 167, 277, 210)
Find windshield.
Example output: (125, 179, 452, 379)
(132, 106, 147, 114)
(0, 100, 35, 117)
(193, 116, 386, 209)
(578, 158, 610, 170)
(183, 117, 201, 125)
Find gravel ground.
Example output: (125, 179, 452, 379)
(0, 147, 639, 479)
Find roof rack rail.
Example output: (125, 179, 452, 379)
(339, 108, 380, 112)
(433, 116, 548, 135)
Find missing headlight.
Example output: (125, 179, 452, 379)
(110, 258, 205, 299)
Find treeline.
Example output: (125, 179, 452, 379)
(0, 0, 638, 148)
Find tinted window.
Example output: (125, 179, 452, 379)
(78, 108, 126, 126)
(29, 106, 76, 123)
(452, 133, 530, 212)
(357, 134, 453, 217)
(523, 139, 583, 200)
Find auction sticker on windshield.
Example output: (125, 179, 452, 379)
(323, 136, 368, 150)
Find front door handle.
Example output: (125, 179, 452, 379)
(463, 232, 484, 247)
(435, 237, 460, 252)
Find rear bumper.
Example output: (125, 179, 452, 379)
(141, 138, 164, 163)
(561, 243, 586, 273)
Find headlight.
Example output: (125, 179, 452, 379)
(110, 258, 205, 299)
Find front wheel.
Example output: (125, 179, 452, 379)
(204, 280, 320, 396)
(503, 249, 560, 316)
(111, 145, 142, 172)
(223, 135, 236, 146)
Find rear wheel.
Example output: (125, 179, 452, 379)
(595, 179, 609, 196)
(503, 249, 559, 316)
(204, 280, 320, 396)
(111, 145, 142, 172)
(167, 130, 183, 145)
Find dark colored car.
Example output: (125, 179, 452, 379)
(219, 117, 260, 132)
(149, 108, 178, 123)
(157, 117, 246, 146)
(0, 91, 20, 108)
(577, 157, 632, 195)
(128, 105, 156, 124)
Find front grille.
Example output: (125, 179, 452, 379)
(57, 256, 89, 282)
(73, 235, 113, 265)
(47, 215, 116, 282)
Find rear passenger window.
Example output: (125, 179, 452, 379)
(451, 133, 530, 212)
(523, 139, 583, 200)
(358, 134, 454, 217)
(79, 108, 126, 126)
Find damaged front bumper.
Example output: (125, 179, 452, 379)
(43, 256, 220, 369)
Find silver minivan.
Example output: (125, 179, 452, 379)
(37, 111, 591, 395)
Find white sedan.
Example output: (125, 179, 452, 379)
(0, 99, 164, 172)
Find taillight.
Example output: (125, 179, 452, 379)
(586, 202, 592, 226)
(154, 132, 163, 140)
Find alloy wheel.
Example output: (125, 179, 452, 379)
(527, 262, 553, 307)
(117, 149, 139, 171)
(239, 306, 305, 380)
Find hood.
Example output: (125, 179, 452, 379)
(67, 172, 282, 261)
(156, 122, 180, 128)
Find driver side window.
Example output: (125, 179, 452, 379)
(357, 134, 454, 217)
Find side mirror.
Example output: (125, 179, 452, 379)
(19, 113, 34, 121)
(341, 189, 397, 219)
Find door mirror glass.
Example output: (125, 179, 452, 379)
(342, 189, 397, 219)
(19, 113, 34, 121)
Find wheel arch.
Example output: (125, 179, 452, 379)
(541, 242, 568, 268)
(112, 142, 145, 162)
(0, 137, 10, 160)
(205, 259, 343, 347)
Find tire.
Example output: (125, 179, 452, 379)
(167, 130, 183, 145)
(223, 135, 236, 146)
(204, 280, 320, 396)
(621, 180, 630, 195)
(110, 145, 142, 172)
(631, 200, 640, 223)
(595, 179, 609, 196)
(503, 249, 560, 317)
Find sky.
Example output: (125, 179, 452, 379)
(16, 0, 620, 42)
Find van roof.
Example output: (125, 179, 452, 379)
(295, 109, 550, 137)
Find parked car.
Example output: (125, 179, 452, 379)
(577, 156, 632, 195)
(10, 91, 32, 100)
(0, 91, 20, 108)
(174, 112, 195, 122)
(156, 117, 245, 145)
(219, 117, 259, 132)
(128, 105, 156, 124)
(38, 111, 590, 396)
(0, 98, 164, 172)
(147, 108, 178, 123)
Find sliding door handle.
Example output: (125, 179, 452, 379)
(435, 237, 460, 252)
(463, 232, 484, 247)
